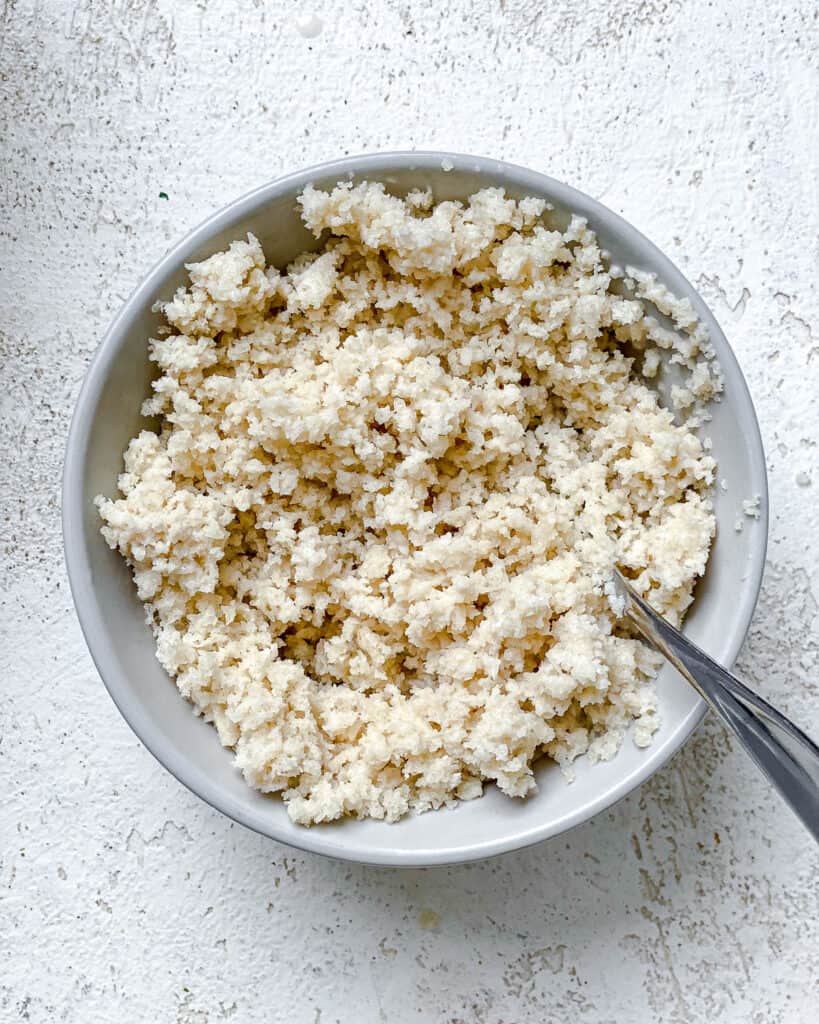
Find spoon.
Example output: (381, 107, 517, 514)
(612, 568, 819, 843)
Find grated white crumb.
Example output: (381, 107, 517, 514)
(742, 496, 761, 519)
(440, 158, 454, 172)
(624, 265, 722, 421)
(796, 471, 812, 487)
(602, 577, 627, 619)
(97, 181, 717, 826)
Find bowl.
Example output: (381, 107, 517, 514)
(63, 152, 768, 866)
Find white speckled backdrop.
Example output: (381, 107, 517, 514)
(2, 1, 818, 1021)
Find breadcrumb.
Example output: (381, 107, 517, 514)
(742, 496, 761, 519)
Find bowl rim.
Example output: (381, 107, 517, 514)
(63, 150, 769, 866)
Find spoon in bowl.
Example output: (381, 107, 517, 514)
(612, 568, 819, 843)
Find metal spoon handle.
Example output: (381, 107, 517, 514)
(614, 571, 819, 843)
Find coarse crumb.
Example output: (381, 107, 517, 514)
(742, 496, 761, 519)
(97, 182, 717, 825)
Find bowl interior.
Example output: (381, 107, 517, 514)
(64, 153, 768, 865)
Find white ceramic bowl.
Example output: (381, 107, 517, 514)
(63, 152, 768, 865)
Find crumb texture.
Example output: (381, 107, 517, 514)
(97, 183, 716, 824)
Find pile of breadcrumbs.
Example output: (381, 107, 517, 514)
(97, 182, 719, 825)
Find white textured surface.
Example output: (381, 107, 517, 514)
(2, 1, 818, 1020)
